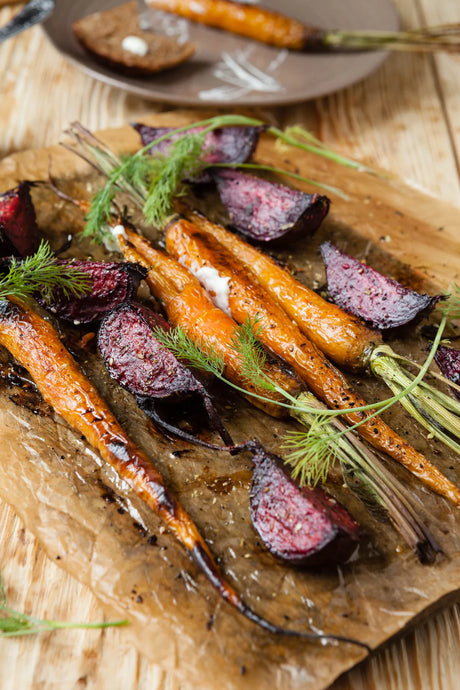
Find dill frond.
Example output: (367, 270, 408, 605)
(283, 416, 339, 487)
(229, 315, 277, 392)
(0, 241, 91, 303)
(152, 325, 225, 378)
(142, 132, 208, 226)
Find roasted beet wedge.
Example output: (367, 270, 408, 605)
(435, 345, 460, 400)
(321, 242, 441, 330)
(98, 302, 234, 448)
(212, 169, 330, 244)
(132, 123, 264, 182)
(35, 260, 145, 325)
(0, 182, 41, 257)
(250, 445, 360, 567)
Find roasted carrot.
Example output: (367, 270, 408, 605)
(165, 217, 460, 506)
(145, 0, 322, 50)
(179, 206, 381, 372)
(117, 226, 302, 418)
(0, 297, 367, 644)
(180, 207, 460, 459)
(145, 0, 460, 53)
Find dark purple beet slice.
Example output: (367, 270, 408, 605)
(321, 242, 441, 330)
(35, 260, 145, 325)
(132, 123, 264, 182)
(435, 345, 460, 400)
(250, 446, 360, 567)
(98, 302, 234, 448)
(212, 168, 330, 244)
(0, 182, 41, 257)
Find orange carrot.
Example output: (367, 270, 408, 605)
(145, 0, 322, 50)
(179, 206, 381, 372)
(0, 296, 361, 642)
(118, 226, 302, 418)
(165, 217, 460, 506)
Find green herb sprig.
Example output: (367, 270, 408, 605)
(65, 115, 376, 239)
(152, 319, 442, 560)
(0, 575, 128, 637)
(153, 300, 457, 485)
(0, 241, 91, 303)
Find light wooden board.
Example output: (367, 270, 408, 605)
(0, 1, 459, 688)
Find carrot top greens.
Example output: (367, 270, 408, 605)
(65, 116, 362, 241)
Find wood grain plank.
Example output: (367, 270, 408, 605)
(0, 1, 460, 688)
(280, 0, 460, 206)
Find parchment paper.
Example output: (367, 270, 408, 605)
(0, 112, 459, 690)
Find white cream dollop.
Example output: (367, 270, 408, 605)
(181, 262, 231, 316)
(121, 35, 149, 57)
(103, 224, 128, 253)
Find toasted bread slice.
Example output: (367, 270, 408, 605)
(72, 1, 195, 77)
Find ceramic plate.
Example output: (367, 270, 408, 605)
(43, 0, 399, 107)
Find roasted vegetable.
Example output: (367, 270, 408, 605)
(133, 122, 263, 182)
(435, 345, 460, 400)
(320, 242, 441, 330)
(212, 169, 330, 244)
(116, 224, 303, 418)
(179, 207, 460, 457)
(165, 216, 460, 505)
(0, 182, 41, 257)
(34, 259, 145, 325)
(0, 297, 370, 647)
(145, 0, 460, 53)
(250, 444, 360, 567)
(98, 301, 234, 448)
(179, 205, 381, 371)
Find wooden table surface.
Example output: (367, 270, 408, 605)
(0, 1, 460, 688)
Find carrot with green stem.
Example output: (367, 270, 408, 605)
(180, 207, 460, 457)
(144, 0, 460, 53)
(106, 220, 441, 559)
(163, 216, 460, 505)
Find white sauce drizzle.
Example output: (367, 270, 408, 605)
(143, 5, 190, 44)
(177, 255, 232, 315)
(121, 35, 149, 56)
(194, 266, 231, 315)
(103, 224, 127, 253)
(199, 46, 287, 102)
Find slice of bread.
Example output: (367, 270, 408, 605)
(72, 1, 196, 77)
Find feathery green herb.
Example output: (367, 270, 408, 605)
(152, 304, 456, 486)
(0, 241, 91, 303)
(0, 574, 128, 637)
(64, 115, 372, 239)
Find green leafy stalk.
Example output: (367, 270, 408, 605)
(64, 116, 370, 240)
(369, 286, 460, 454)
(269, 125, 380, 176)
(0, 575, 128, 637)
(323, 24, 460, 53)
(0, 241, 91, 303)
